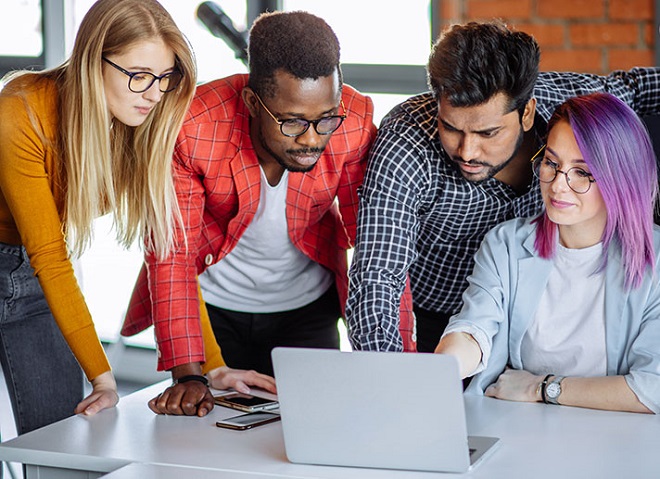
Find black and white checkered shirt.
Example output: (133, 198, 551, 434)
(347, 68, 660, 351)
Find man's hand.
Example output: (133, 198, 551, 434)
(74, 370, 119, 416)
(484, 368, 543, 403)
(148, 380, 215, 416)
(149, 362, 214, 416)
(207, 366, 277, 394)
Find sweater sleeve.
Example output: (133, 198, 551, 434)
(0, 77, 110, 381)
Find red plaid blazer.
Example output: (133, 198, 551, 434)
(121, 74, 379, 370)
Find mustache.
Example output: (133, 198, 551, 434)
(286, 147, 325, 155)
(452, 157, 489, 167)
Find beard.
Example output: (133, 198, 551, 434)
(258, 129, 324, 173)
(452, 125, 525, 182)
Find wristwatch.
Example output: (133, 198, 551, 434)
(174, 374, 209, 387)
(544, 376, 565, 405)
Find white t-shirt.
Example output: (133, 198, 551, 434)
(520, 242, 607, 377)
(199, 168, 333, 313)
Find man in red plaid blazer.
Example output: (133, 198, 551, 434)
(121, 11, 377, 416)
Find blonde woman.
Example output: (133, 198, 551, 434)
(0, 0, 195, 435)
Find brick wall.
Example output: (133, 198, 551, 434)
(437, 0, 655, 74)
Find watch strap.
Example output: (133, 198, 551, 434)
(174, 374, 209, 387)
(540, 374, 553, 403)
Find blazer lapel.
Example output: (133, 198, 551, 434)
(508, 229, 553, 368)
(226, 145, 261, 247)
(603, 244, 627, 375)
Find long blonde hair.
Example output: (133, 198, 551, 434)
(11, 0, 195, 259)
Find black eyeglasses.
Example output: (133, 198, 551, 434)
(102, 57, 183, 93)
(254, 92, 347, 137)
(530, 144, 596, 194)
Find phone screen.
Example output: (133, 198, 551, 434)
(223, 395, 274, 407)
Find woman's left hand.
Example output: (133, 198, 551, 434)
(74, 370, 120, 415)
(484, 368, 543, 403)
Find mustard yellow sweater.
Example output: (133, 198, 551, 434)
(0, 74, 110, 380)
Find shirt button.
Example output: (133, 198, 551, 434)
(205, 254, 214, 266)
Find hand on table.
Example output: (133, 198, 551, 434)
(148, 364, 277, 416)
(148, 380, 215, 416)
(207, 366, 277, 394)
(485, 367, 542, 403)
(75, 370, 119, 416)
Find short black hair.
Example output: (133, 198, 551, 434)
(427, 21, 540, 116)
(247, 10, 342, 98)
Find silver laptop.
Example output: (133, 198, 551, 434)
(271, 347, 499, 473)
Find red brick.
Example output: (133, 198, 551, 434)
(643, 23, 657, 46)
(441, 0, 463, 22)
(466, 0, 532, 20)
(570, 23, 639, 46)
(540, 48, 604, 73)
(537, 0, 605, 19)
(513, 23, 566, 47)
(608, 48, 654, 70)
(610, 0, 653, 20)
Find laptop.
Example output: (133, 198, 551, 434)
(271, 347, 499, 473)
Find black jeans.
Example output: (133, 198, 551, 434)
(413, 306, 453, 353)
(206, 284, 341, 377)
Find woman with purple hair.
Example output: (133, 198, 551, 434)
(435, 92, 660, 413)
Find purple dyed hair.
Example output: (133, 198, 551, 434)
(533, 92, 657, 289)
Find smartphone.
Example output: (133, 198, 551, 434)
(215, 411, 281, 431)
(214, 392, 279, 413)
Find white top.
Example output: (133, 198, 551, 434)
(520, 242, 607, 377)
(199, 168, 333, 313)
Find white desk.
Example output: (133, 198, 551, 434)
(100, 463, 302, 479)
(0, 380, 659, 479)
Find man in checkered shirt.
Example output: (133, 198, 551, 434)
(346, 21, 660, 353)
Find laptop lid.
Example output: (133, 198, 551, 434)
(272, 347, 498, 473)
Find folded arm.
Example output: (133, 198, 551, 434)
(535, 67, 660, 121)
(485, 369, 652, 414)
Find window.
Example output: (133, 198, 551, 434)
(0, 0, 42, 57)
(0, 0, 44, 80)
(283, 0, 431, 65)
(283, 0, 431, 121)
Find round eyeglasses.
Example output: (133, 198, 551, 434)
(530, 144, 596, 194)
(254, 92, 347, 137)
(102, 57, 183, 93)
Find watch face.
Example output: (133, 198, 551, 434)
(547, 382, 561, 399)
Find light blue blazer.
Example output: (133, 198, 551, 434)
(449, 218, 660, 413)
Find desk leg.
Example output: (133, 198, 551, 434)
(26, 464, 104, 479)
